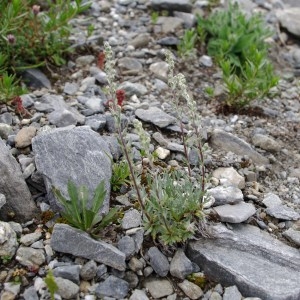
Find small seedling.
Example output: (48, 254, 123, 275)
(44, 270, 58, 300)
(150, 11, 159, 24)
(178, 28, 197, 58)
(111, 160, 131, 192)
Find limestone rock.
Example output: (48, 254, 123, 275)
(187, 224, 300, 300)
(276, 8, 300, 37)
(0, 222, 18, 257)
(135, 107, 176, 128)
(0, 139, 37, 221)
(213, 202, 256, 223)
(208, 129, 269, 165)
(212, 167, 245, 189)
(50, 224, 126, 271)
(32, 126, 111, 213)
(150, 0, 193, 12)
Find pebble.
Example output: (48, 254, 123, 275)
(223, 285, 242, 300)
(80, 260, 97, 281)
(15, 127, 37, 148)
(135, 107, 176, 128)
(129, 289, 149, 300)
(55, 277, 80, 299)
(143, 277, 174, 298)
(170, 249, 194, 279)
(147, 246, 170, 277)
(178, 280, 204, 299)
(283, 228, 300, 246)
(212, 167, 245, 189)
(95, 275, 129, 299)
(20, 232, 42, 246)
(208, 186, 244, 206)
(121, 209, 142, 229)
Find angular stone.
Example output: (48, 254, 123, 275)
(283, 228, 300, 246)
(23, 286, 39, 300)
(34, 94, 84, 125)
(187, 224, 300, 300)
(0, 221, 18, 257)
(212, 167, 245, 189)
(262, 193, 282, 208)
(213, 202, 256, 223)
(53, 265, 81, 284)
(118, 57, 143, 74)
(130, 289, 149, 300)
(208, 129, 269, 165)
(148, 246, 170, 277)
(276, 8, 300, 37)
(118, 81, 147, 97)
(150, 0, 193, 12)
(178, 280, 203, 299)
(80, 260, 97, 281)
(265, 205, 300, 220)
(223, 285, 242, 300)
(208, 186, 244, 206)
(16, 246, 45, 268)
(149, 62, 169, 81)
(129, 33, 151, 48)
(0, 139, 38, 221)
(48, 109, 79, 127)
(54, 277, 79, 300)
(22, 68, 51, 89)
(143, 277, 174, 298)
(158, 16, 184, 33)
(95, 275, 129, 299)
(135, 107, 176, 128)
(252, 134, 281, 152)
(32, 127, 111, 213)
(117, 236, 136, 259)
(20, 232, 42, 246)
(199, 55, 213, 67)
(50, 224, 126, 271)
(63, 82, 79, 95)
(170, 249, 194, 279)
(0, 124, 13, 140)
(121, 209, 141, 230)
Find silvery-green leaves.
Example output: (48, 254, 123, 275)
(53, 180, 119, 236)
(143, 170, 205, 245)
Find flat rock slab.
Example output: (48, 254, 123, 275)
(213, 202, 256, 223)
(51, 224, 126, 271)
(208, 129, 269, 166)
(135, 107, 176, 128)
(32, 126, 111, 213)
(187, 224, 300, 300)
(150, 0, 193, 13)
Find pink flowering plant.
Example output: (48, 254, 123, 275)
(0, 0, 90, 102)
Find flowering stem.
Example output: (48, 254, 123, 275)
(117, 126, 151, 221)
(180, 121, 192, 177)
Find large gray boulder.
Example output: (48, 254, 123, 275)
(187, 224, 300, 300)
(32, 126, 112, 213)
(0, 139, 38, 221)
